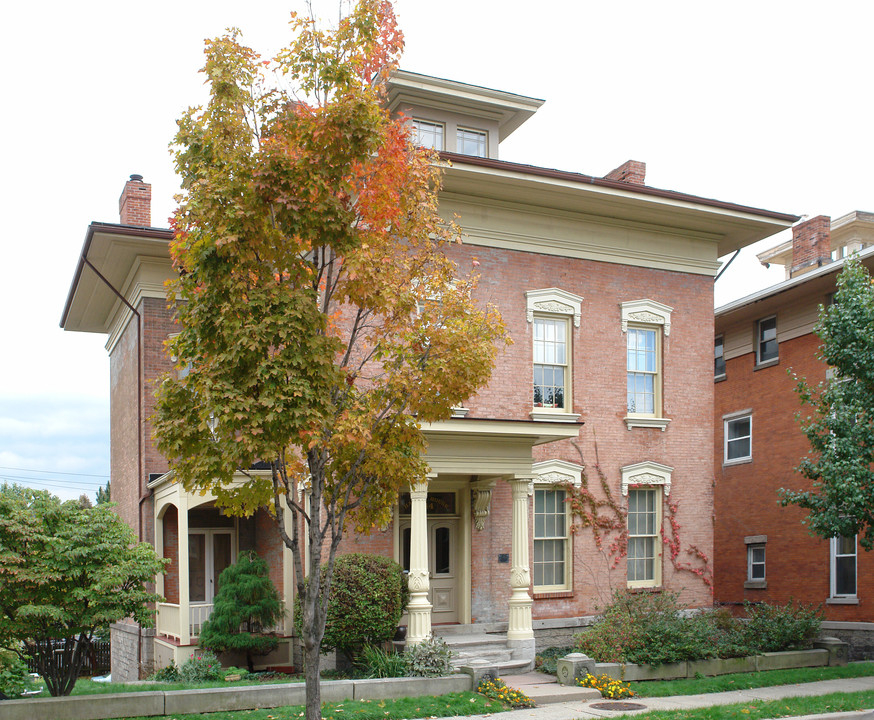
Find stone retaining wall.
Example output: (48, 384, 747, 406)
(0, 674, 473, 720)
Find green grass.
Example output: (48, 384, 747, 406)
(117, 690, 503, 720)
(615, 689, 874, 720)
(35, 675, 306, 696)
(630, 661, 874, 697)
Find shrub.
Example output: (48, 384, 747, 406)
(295, 554, 409, 664)
(198, 552, 283, 672)
(476, 677, 535, 708)
(534, 646, 574, 674)
(404, 635, 454, 677)
(0, 650, 34, 699)
(742, 600, 822, 652)
(178, 651, 224, 683)
(356, 645, 407, 678)
(151, 661, 180, 682)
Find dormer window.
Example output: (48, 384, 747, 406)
(412, 119, 444, 151)
(457, 128, 486, 157)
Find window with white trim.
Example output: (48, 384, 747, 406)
(533, 317, 568, 410)
(724, 413, 752, 463)
(831, 535, 857, 599)
(533, 486, 569, 591)
(627, 487, 661, 588)
(620, 299, 672, 430)
(756, 315, 778, 365)
(747, 544, 765, 582)
(412, 119, 444, 150)
(627, 326, 658, 415)
(456, 128, 486, 157)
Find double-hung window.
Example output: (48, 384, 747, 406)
(745, 535, 767, 588)
(724, 413, 752, 464)
(831, 535, 857, 600)
(533, 317, 568, 410)
(627, 487, 661, 588)
(757, 316, 778, 365)
(533, 487, 569, 591)
(627, 327, 658, 415)
(412, 119, 444, 150)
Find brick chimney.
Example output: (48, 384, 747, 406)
(604, 160, 646, 185)
(119, 174, 152, 227)
(791, 215, 831, 278)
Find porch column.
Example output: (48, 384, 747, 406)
(507, 477, 534, 640)
(406, 478, 431, 644)
(178, 492, 191, 646)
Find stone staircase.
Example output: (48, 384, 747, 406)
(433, 624, 535, 674)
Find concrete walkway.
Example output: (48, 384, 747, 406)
(485, 672, 874, 720)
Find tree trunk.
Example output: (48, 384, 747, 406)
(304, 640, 322, 720)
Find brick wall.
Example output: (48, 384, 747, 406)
(714, 330, 874, 620)
(162, 505, 179, 604)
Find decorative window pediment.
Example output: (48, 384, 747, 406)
(526, 288, 584, 328)
(532, 459, 584, 488)
(620, 299, 673, 336)
(620, 460, 673, 496)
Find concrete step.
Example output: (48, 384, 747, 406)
(501, 672, 602, 705)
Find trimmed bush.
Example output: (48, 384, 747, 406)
(742, 600, 822, 652)
(295, 554, 409, 664)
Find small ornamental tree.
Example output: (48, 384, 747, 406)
(198, 552, 284, 672)
(0, 485, 166, 696)
(781, 256, 874, 548)
(294, 553, 408, 665)
(152, 3, 508, 719)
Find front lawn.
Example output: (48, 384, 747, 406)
(630, 661, 874, 697)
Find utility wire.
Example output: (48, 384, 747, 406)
(0, 465, 109, 478)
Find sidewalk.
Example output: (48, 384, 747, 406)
(482, 672, 874, 720)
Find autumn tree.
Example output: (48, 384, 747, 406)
(0, 485, 165, 696)
(781, 256, 874, 548)
(152, 3, 508, 718)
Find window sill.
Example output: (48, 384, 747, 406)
(754, 358, 779, 371)
(530, 410, 582, 423)
(714, 374, 726, 383)
(744, 580, 767, 589)
(533, 590, 573, 600)
(827, 596, 859, 605)
(626, 585, 663, 593)
(723, 457, 752, 467)
(624, 416, 670, 431)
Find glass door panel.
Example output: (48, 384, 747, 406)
(212, 533, 232, 596)
(189, 533, 206, 602)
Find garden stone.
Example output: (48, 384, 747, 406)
(556, 653, 595, 686)
(813, 637, 849, 666)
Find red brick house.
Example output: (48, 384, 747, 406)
(61, 71, 795, 680)
(714, 211, 874, 655)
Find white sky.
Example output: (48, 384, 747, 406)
(1, 1, 872, 501)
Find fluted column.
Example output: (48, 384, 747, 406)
(507, 477, 534, 640)
(406, 479, 431, 644)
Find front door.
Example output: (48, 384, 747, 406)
(401, 518, 459, 624)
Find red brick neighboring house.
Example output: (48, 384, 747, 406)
(61, 71, 796, 680)
(714, 212, 874, 656)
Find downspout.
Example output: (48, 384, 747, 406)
(714, 250, 741, 283)
(81, 255, 151, 676)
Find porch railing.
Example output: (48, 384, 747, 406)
(157, 601, 284, 643)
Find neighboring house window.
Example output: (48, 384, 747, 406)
(724, 412, 752, 463)
(620, 299, 672, 431)
(627, 326, 658, 414)
(715, 335, 726, 379)
(831, 535, 857, 599)
(412, 119, 444, 150)
(533, 486, 569, 590)
(457, 128, 487, 157)
(756, 315, 778, 364)
(745, 535, 766, 588)
(627, 487, 661, 588)
(533, 317, 568, 410)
